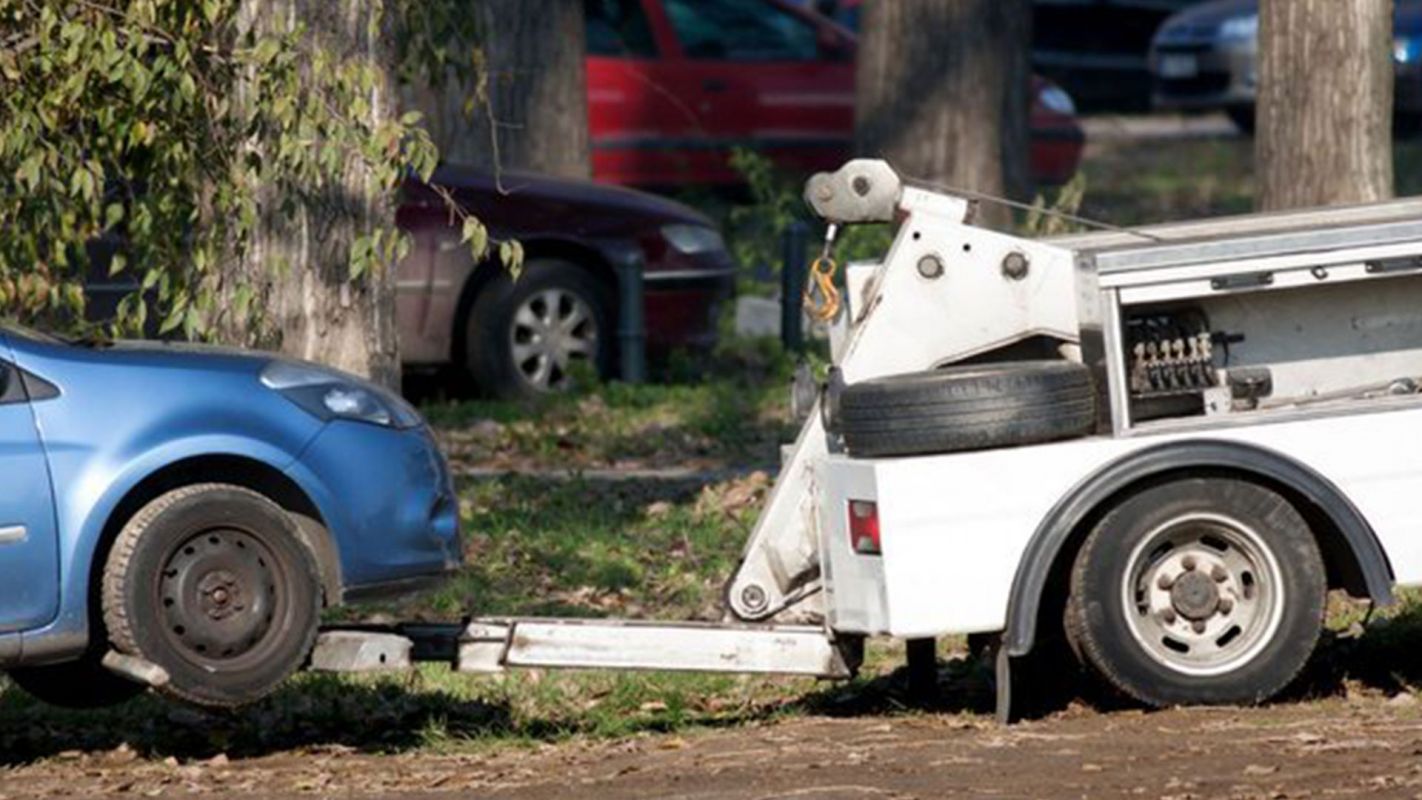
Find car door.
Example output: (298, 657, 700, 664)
(586, 0, 701, 185)
(0, 340, 60, 634)
(658, 0, 855, 181)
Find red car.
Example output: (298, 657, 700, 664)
(585, 0, 1086, 187)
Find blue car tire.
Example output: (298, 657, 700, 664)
(101, 484, 322, 708)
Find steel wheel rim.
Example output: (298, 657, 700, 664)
(508, 288, 598, 391)
(156, 527, 289, 670)
(1120, 512, 1285, 677)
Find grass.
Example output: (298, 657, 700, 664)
(419, 336, 800, 473)
(9, 121, 1422, 767)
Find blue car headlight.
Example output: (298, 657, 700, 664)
(260, 361, 422, 428)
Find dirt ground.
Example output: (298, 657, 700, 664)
(6, 696, 1422, 799)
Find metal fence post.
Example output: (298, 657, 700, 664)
(781, 221, 809, 352)
(615, 250, 647, 384)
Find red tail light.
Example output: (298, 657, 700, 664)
(848, 500, 881, 555)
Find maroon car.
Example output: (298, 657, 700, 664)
(396, 165, 735, 397)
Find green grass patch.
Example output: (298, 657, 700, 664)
(424, 337, 800, 473)
(379, 471, 763, 622)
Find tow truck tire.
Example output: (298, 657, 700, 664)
(838, 361, 1095, 457)
(1066, 478, 1326, 708)
(102, 484, 322, 709)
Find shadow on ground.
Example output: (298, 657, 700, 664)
(0, 675, 514, 765)
(5, 596, 1421, 767)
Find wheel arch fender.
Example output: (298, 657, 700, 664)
(65, 439, 340, 639)
(1002, 438, 1395, 661)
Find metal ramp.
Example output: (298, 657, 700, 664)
(310, 619, 855, 678)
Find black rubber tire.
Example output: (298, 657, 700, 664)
(465, 259, 613, 399)
(7, 656, 145, 709)
(101, 484, 321, 709)
(1065, 478, 1326, 708)
(839, 361, 1095, 458)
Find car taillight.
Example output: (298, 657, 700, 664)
(848, 500, 881, 555)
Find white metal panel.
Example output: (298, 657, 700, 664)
(817, 459, 890, 634)
(849, 404, 1422, 639)
(1047, 197, 1422, 253)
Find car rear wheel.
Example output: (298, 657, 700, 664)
(101, 484, 321, 709)
(7, 655, 146, 709)
(465, 259, 613, 399)
(1066, 478, 1326, 707)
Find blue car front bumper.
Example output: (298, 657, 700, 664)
(286, 420, 462, 602)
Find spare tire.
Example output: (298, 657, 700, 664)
(840, 361, 1096, 458)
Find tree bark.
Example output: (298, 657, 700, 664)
(855, 0, 1031, 229)
(223, 0, 400, 388)
(403, 0, 589, 177)
(1256, 0, 1394, 210)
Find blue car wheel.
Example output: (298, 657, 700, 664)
(102, 483, 322, 708)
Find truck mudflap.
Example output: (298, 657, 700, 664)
(310, 620, 859, 679)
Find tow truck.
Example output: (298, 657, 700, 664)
(313, 160, 1422, 721)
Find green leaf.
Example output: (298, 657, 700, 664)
(104, 202, 124, 229)
(461, 217, 487, 258)
(499, 240, 525, 277)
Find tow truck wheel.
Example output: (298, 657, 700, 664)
(1066, 478, 1326, 707)
(101, 484, 321, 709)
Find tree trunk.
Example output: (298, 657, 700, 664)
(402, 0, 589, 177)
(223, 0, 400, 388)
(1256, 0, 1394, 210)
(855, 0, 1031, 229)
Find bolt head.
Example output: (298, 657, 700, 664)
(1191, 619, 1207, 634)
(739, 584, 768, 612)
(1218, 597, 1234, 615)
(1211, 565, 1228, 582)
(1001, 251, 1030, 280)
(1181, 555, 1197, 571)
(1156, 573, 1175, 590)
(917, 254, 944, 279)
(1161, 608, 1177, 624)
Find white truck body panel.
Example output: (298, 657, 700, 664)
(820, 403, 1422, 638)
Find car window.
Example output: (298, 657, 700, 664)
(585, 0, 659, 58)
(663, 0, 820, 62)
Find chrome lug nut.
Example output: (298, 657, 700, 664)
(1161, 608, 1177, 624)
(1191, 619, 1207, 634)
(1157, 573, 1175, 590)
(1181, 555, 1197, 571)
(1218, 598, 1234, 615)
(1211, 565, 1228, 582)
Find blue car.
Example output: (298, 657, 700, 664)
(0, 323, 460, 709)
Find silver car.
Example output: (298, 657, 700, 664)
(1150, 0, 1422, 133)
